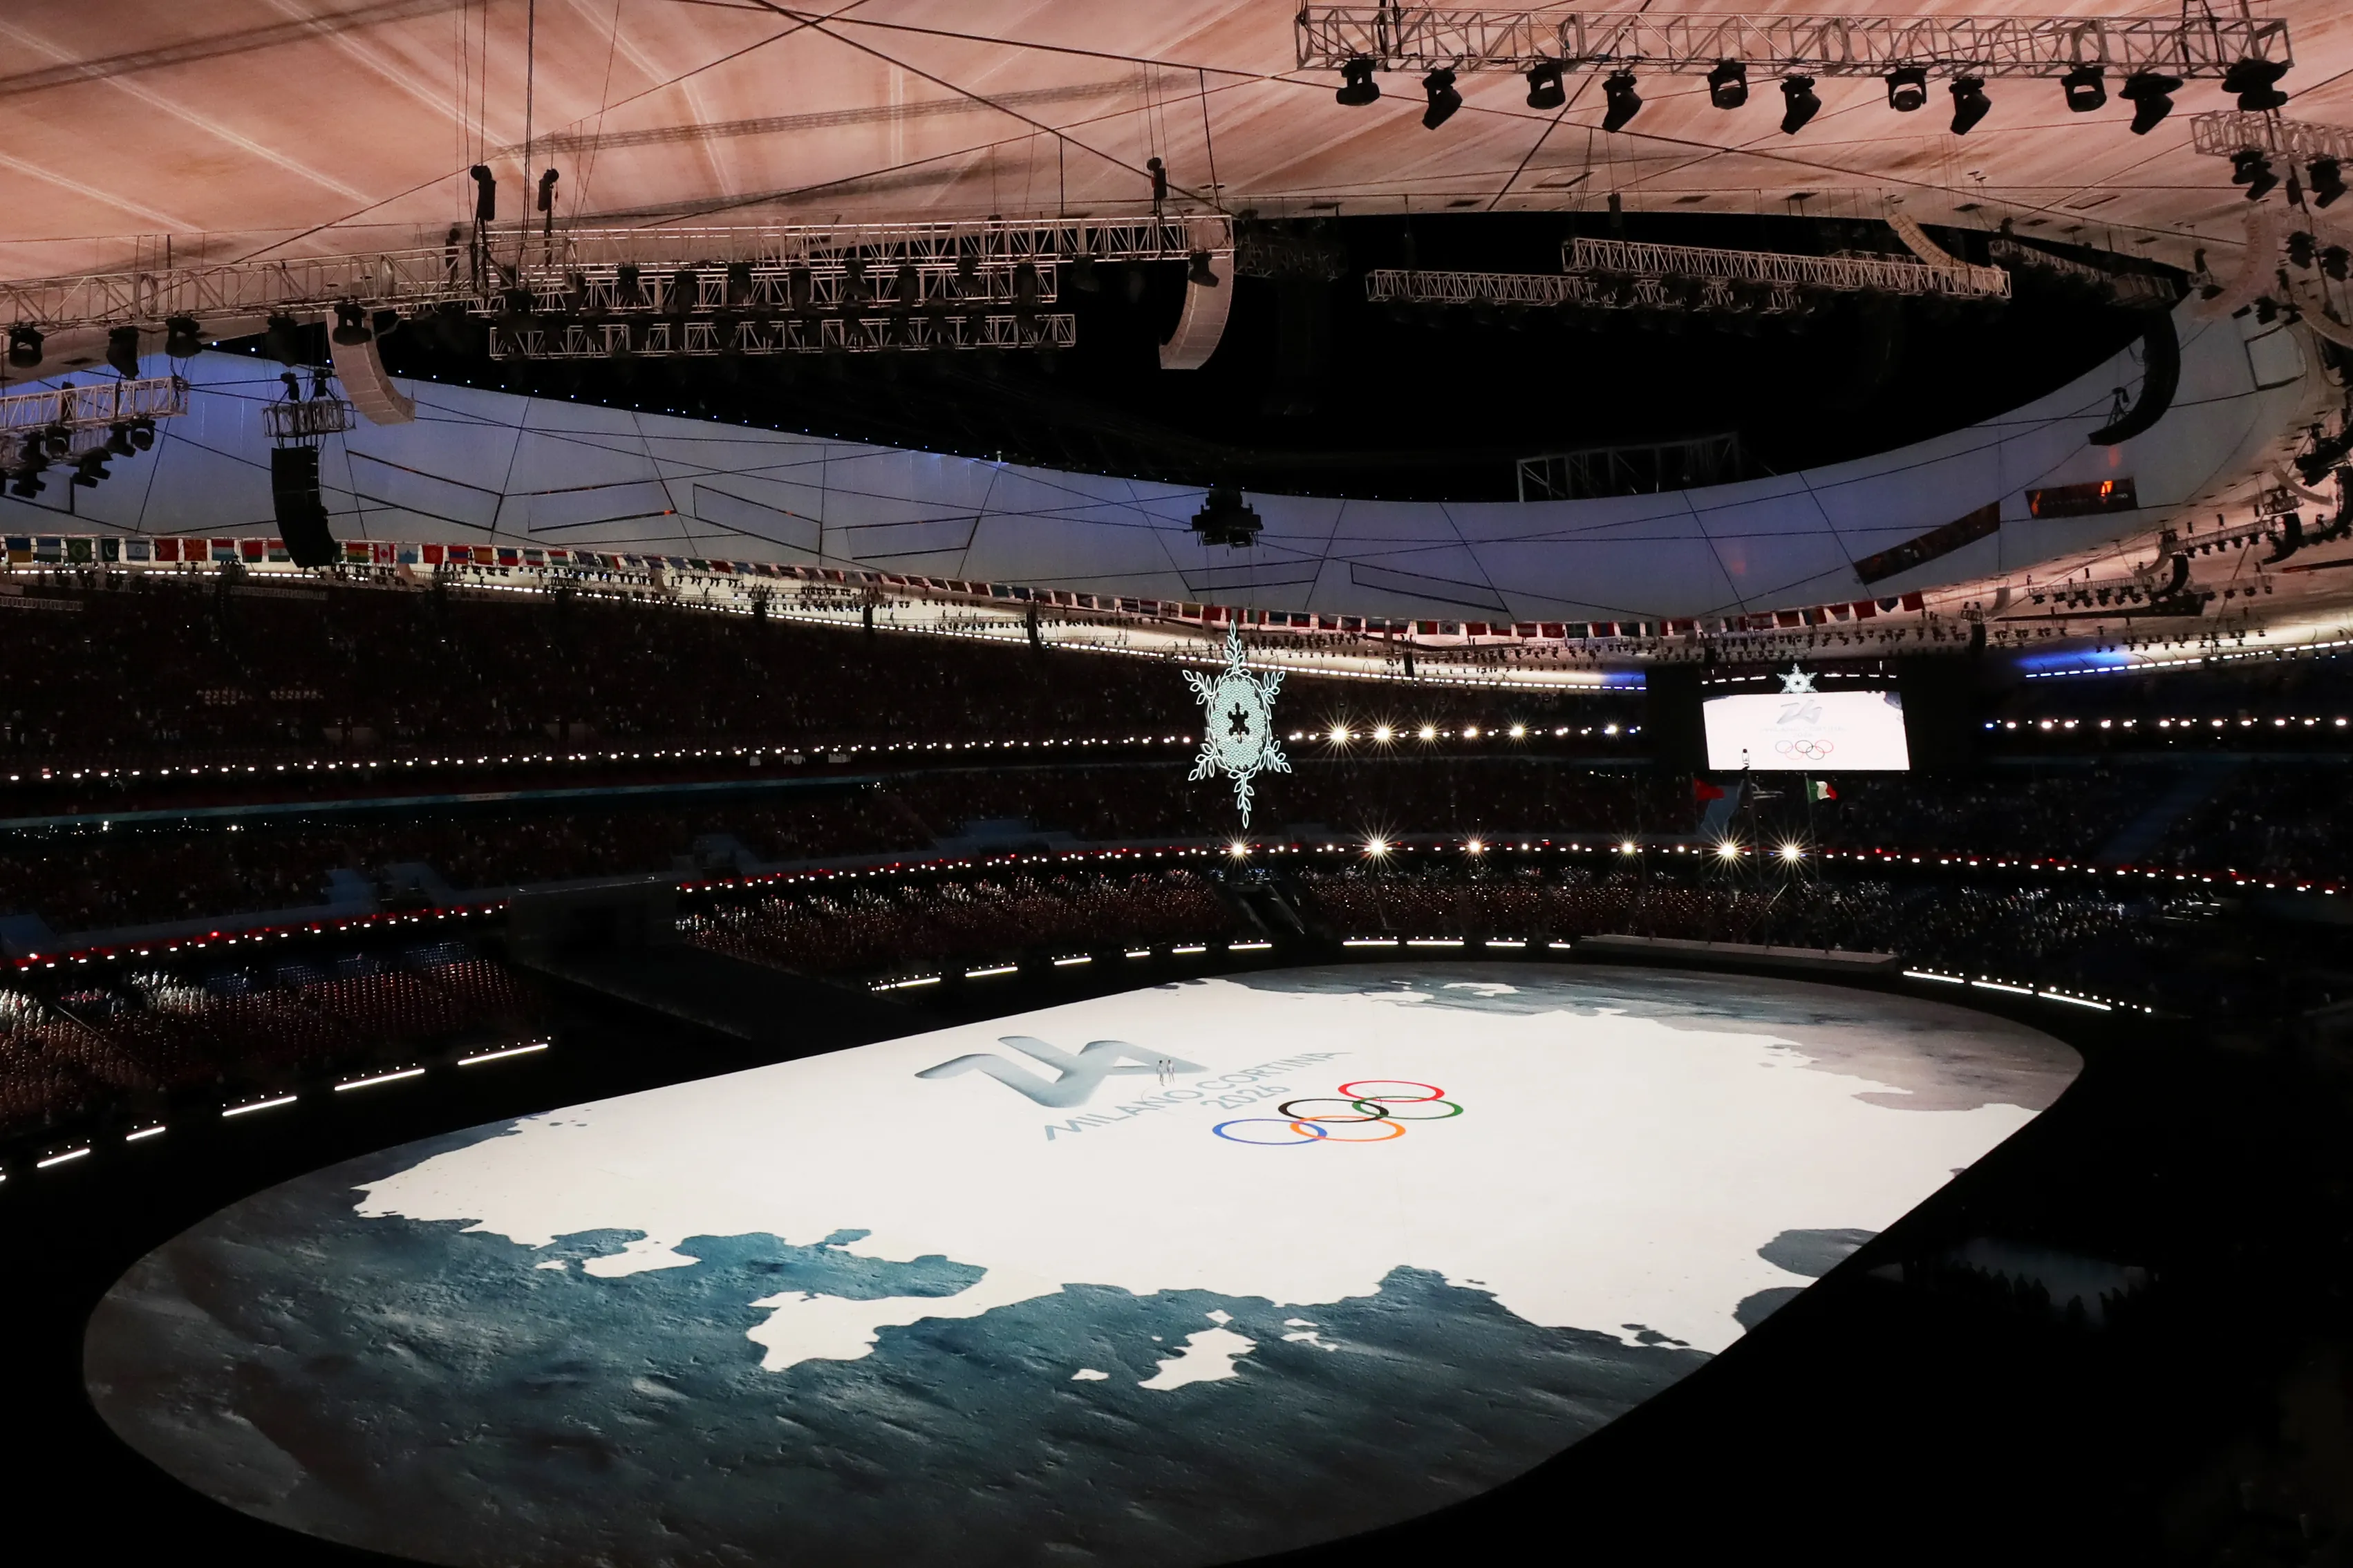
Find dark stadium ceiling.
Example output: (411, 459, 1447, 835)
(0, 1, 2347, 284)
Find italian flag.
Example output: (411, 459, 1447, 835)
(1809, 780, 1837, 802)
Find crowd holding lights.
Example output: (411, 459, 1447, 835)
(1990, 715, 2353, 734)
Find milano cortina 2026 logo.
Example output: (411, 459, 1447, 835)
(918, 1037, 1464, 1146)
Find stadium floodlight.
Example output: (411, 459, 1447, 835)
(2061, 64, 2106, 112)
(1716, 840, 1743, 861)
(1525, 60, 1566, 110)
(2232, 149, 2280, 200)
(1228, 840, 1250, 858)
(1885, 66, 1928, 113)
(1465, 838, 1485, 854)
(1779, 75, 1821, 135)
(1509, 723, 1526, 737)
(1601, 69, 1642, 132)
(1365, 836, 1391, 856)
(1329, 725, 1351, 743)
(2222, 57, 2289, 113)
(1336, 55, 1381, 106)
(1618, 839, 1639, 855)
(2121, 71, 2181, 135)
(2312, 157, 2347, 209)
(1778, 842, 1805, 863)
(1706, 59, 1748, 109)
(1373, 724, 1394, 741)
(1421, 67, 1461, 129)
(1418, 724, 1437, 739)
(1949, 75, 1991, 135)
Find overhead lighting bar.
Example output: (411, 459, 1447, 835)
(487, 312, 1077, 361)
(2191, 110, 2353, 165)
(1567, 236, 2010, 298)
(1294, 8, 2291, 82)
(0, 215, 1232, 337)
(0, 374, 185, 438)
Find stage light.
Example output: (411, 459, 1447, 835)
(1715, 839, 1742, 861)
(126, 417, 156, 451)
(1948, 76, 1990, 135)
(2119, 71, 2179, 135)
(1187, 250, 1219, 288)
(71, 449, 110, 489)
(1329, 725, 1350, 744)
(105, 325, 140, 377)
(1335, 55, 1380, 107)
(1373, 725, 1393, 742)
(1885, 66, 1928, 113)
(1228, 840, 1250, 858)
(2323, 246, 2351, 283)
(1526, 60, 1565, 111)
(1706, 59, 1747, 110)
(8, 325, 43, 368)
(1421, 68, 1461, 131)
(2222, 57, 2289, 113)
(104, 422, 135, 457)
(264, 313, 306, 365)
(1778, 842, 1805, 863)
(1601, 70, 1642, 133)
(1618, 840, 1638, 856)
(1418, 725, 1436, 740)
(2061, 65, 2105, 113)
(1465, 838, 1485, 855)
(2288, 231, 2316, 269)
(163, 314, 201, 357)
(2232, 149, 2278, 201)
(469, 164, 496, 222)
(330, 301, 371, 346)
(1779, 75, 1820, 135)
(2312, 158, 2346, 209)
(1509, 724, 1526, 737)
(1365, 836, 1390, 857)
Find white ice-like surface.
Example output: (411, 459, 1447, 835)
(353, 974, 2054, 1366)
(1141, 1327, 1257, 1390)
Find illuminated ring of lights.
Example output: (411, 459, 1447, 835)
(1351, 1097, 1463, 1120)
(1212, 1117, 1333, 1145)
(1337, 1080, 1446, 1103)
(1276, 1097, 1391, 1124)
(1289, 1117, 1407, 1143)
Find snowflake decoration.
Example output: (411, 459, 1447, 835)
(1779, 664, 1817, 694)
(1184, 630, 1290, 826)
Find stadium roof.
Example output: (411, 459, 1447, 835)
(1, 1, 2347, 283)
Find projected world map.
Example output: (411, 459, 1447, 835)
(86, 965, 2077, 1568)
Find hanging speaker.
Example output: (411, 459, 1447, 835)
(270, 446, 337, 568)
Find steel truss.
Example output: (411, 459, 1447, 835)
(0, 375, 186, 437)
(1295, 6, 2291, 78)
(0, 215, 1231, 333)
(485, 312, 1078, 360)
(1984, 238, 2179, 308)
(1566, 236, 2010, 298)
(262, 397, 357, 441)
(1368, 267, 1803, 312)
(2191, 110, 2353, 162)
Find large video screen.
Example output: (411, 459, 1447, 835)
(1703, 688, 1911, 771)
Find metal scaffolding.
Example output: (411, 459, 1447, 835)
(0, 214, 1232, 333)
(1295, 6, 2291, 78)
(485, 312, 1078, 361)
(2191, 110, 2353, 162)
(0, 375, 187, 437)
(1368, 266, 1801, 312)
(1566, 236, 2010, 298)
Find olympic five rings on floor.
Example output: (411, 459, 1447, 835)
(1211, 1080, 1465, 1145)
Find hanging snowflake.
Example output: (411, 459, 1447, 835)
(1183, 630, 1290, 826)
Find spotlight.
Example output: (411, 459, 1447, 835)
(615, 263, 647, 309)
(105, 325, 141, 377)
(126, 417, 156, 451)
(104, 422, 135, 457)
(2288, 231, 2316, 269)
(2312, 158, 2346, 210)
(7, 324, 42, 369)
(38, 425, 69, 461)
(2061, 64, 2106, 113)
(330, 301, 371, 346)
(163, 314, 201, 358)
(1417, 725, 1436, 740)
(1618, 840, 1638, 856)
(1601, 69, 1642, 132)
(1886, 66, 1928, 113)
(1706, 59, 1747, 110)
(1421, 67, 1460, 130)
(2323, 245, 2352, 283)
(1228, 840, 1250, 858)
(263, 313, 305, 366)
(1186, 250, 1219, 287)
(1715, 839, 1742, 861)
(1779, 75, 1820, 135)
(1465, 838, 1485, 855)
(1329, 726, 1350, 744)
(468, 163, 496, 223)
(1515, 59, 1563, 111)
(1190, 485, 1262, 547)
(1335, 55, 1380, 107)
(1373, 725, 1394, 742)
(2119, 71, 2180, 135)
(1365, 836, 1389, 857)
(1777, 842, 1805, 863)
(1948, 75, 1990, 135)
(2222, 57, 2289, 113)
(71, 449, 110, 489)
(2232, 149, 2278, 201)
(1069, 248, 1100, 292)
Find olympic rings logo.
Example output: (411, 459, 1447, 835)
(1211, 1081, 1463, 1146)
(1774, 737, 1835, 759)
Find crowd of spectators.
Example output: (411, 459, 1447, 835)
(0, 946, 543, 1138)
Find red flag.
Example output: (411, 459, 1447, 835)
(1694, 779, 1727, 802)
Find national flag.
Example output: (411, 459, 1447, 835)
(1809, 780, 1837, 802)
(1694, 779, 1727, 802)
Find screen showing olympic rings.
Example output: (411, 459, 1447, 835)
(1703, 689, 1911, 772)
(1212, 1081, 1465, 1145)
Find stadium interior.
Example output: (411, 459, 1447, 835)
(5, 2, 2353, 1564)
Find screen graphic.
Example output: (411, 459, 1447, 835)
(1704, 688, 1911, 771)
(88, 965, 2075, 1568)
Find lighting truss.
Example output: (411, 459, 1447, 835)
(1566, 236, 2010, 299)
(1983, 238, 2179, 308)
(1367, 266, 1802, 312)
(486, 312, 1077, 360)
(1295, 6, 2291, 79)
(0, 215, 1231, 333)
(261, 397, 357, 441)
(2190, 110, 2353, 162)
(0, 374, 186, 438)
